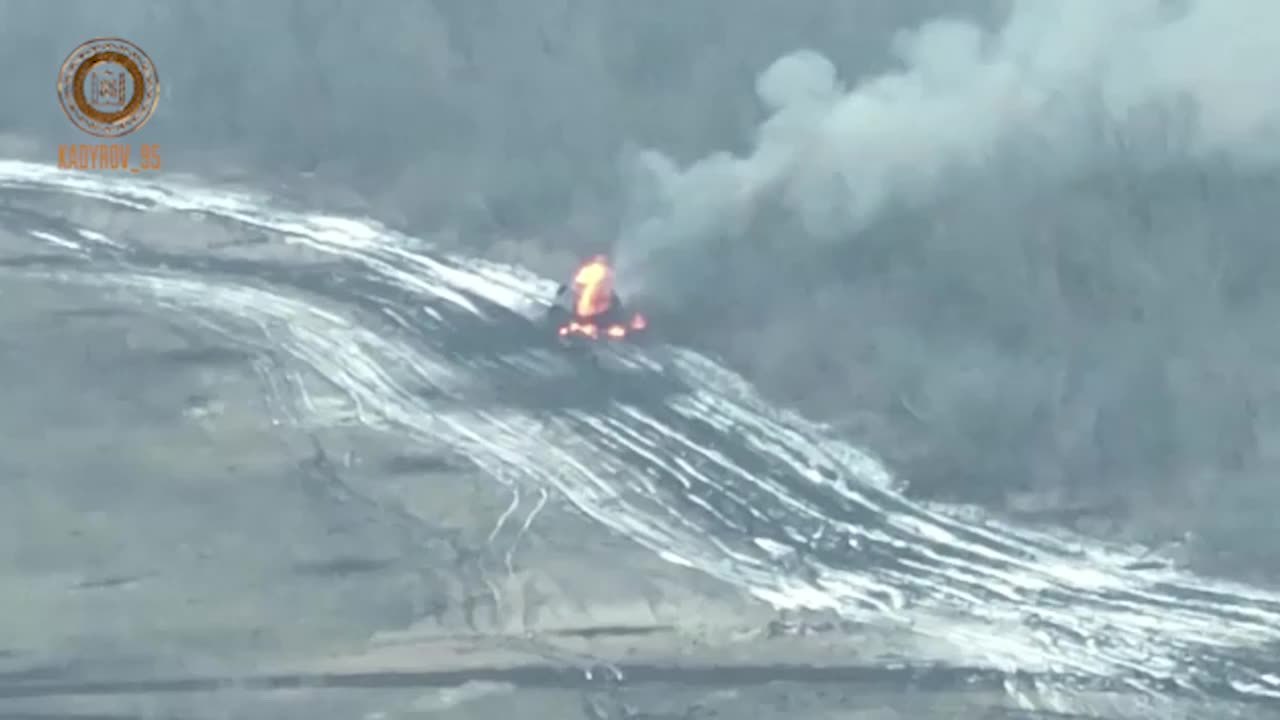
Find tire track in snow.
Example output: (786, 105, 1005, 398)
(2, 160, 1279, 710)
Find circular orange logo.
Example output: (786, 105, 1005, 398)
(57, 38, 159, 138)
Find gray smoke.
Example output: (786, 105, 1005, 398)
(611, 0, 1280, 573)
(3, 0, 1278, 572)
(616, 0, 1280, 289)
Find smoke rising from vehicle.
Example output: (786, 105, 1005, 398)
(615, 0, 1280, 291)
(2, 0, 1278, 572)
(608, 0, 1280, 569)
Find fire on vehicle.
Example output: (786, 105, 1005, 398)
(546, 254, 647, 343)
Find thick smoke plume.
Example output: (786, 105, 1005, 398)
(4, 0, 1279, 573)
(615, 0, 1280, 575)
(616, 0, 1280, 291)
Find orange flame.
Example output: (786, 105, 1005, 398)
(558, 317, 643, 341)
(556, 256, 647, 342)
(571, 255, 614, 318)
(559, 320, 599, 339)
